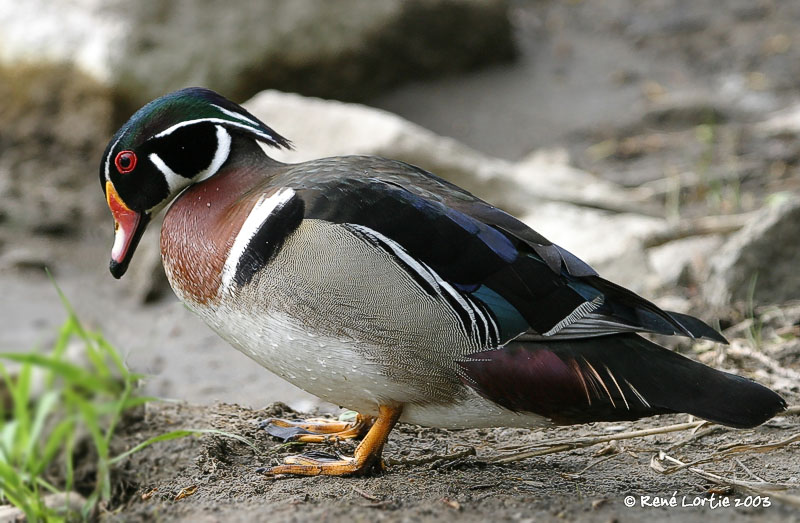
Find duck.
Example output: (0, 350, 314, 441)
(100, 87, 786, 476)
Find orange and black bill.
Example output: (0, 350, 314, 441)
(105, 181, 150, 279)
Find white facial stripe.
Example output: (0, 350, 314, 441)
(146, 125, 231, 214)
(153, 117, 279, 146)
(220, 188, 297, 293)
(211, 104, 260, 126)
(104, 134, 124, 181)
(148, 152, 185, 194)
(195, 126, 231, 182)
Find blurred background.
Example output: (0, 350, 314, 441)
(1, 0, 798, 412)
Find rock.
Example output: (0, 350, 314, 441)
(704, 197, 800, 309)
(0, 63, 113, 236)
(518, 202, 664, 293)
(510, 148, 658, 216)
(647, 234, 725, 291)
(244, 89, 521, 209)
(245, 91, 656, 214)
(0, 0, 514, 108)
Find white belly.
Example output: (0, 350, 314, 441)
(187, 300, 551, 429)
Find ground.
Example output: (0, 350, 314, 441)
(109, 396, 799, 522)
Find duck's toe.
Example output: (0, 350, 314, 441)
(264, 451, 380, 477)
(260, 413, 374, 443)
(262, 405, 401, 477)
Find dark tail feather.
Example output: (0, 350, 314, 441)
(458, 334, 785, 428)
(665, 311, 728, 344)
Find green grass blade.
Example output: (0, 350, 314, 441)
(92, 334, 130, 380)
(24, 390, 60, 471)
(0, 353, 120, 396)
(35, 419, 74, 477)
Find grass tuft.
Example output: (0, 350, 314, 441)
(0, 288, 152, 520)
(0, 278, 257, 520)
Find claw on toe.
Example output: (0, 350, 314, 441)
(262, 405, 402, 477)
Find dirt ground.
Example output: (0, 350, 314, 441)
(106, 397, 800, 522)
(3, 0, 800, 521)
(101, 300, 800, 522)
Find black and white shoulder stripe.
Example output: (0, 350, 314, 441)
(221, 188, 305, 291)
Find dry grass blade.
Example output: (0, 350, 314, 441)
(352, 487, 380, 502)
(652, 452, 800, 509)
(489, 420, 707, 464)
(651, 433, 800, 474)
(726, 342, 800, 383)
(666, 426, 728, 452)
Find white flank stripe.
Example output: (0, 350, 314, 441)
(220, 188, 297, 292)
(347, 225, 441, 292)
(437, 277, 478, 337)
(467, 295, 492, 346)
(153, 117, 280, 146)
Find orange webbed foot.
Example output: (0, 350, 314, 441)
(263, 405, 401, 477)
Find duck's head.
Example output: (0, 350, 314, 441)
(100, 87, 290, 279)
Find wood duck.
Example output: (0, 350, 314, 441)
(100, 87, 785, 476)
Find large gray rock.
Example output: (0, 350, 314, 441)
(0, 0, 513, 108)
(705, 197, 800, 308)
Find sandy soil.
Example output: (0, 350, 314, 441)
(108, 394, 799, 522)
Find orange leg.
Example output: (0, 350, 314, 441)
(264, 405, 402, 476)
(261, 413, 374, 443)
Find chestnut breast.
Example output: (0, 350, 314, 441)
(160, 166, 275, 306)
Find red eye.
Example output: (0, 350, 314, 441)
(115, 150, 137, 173)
